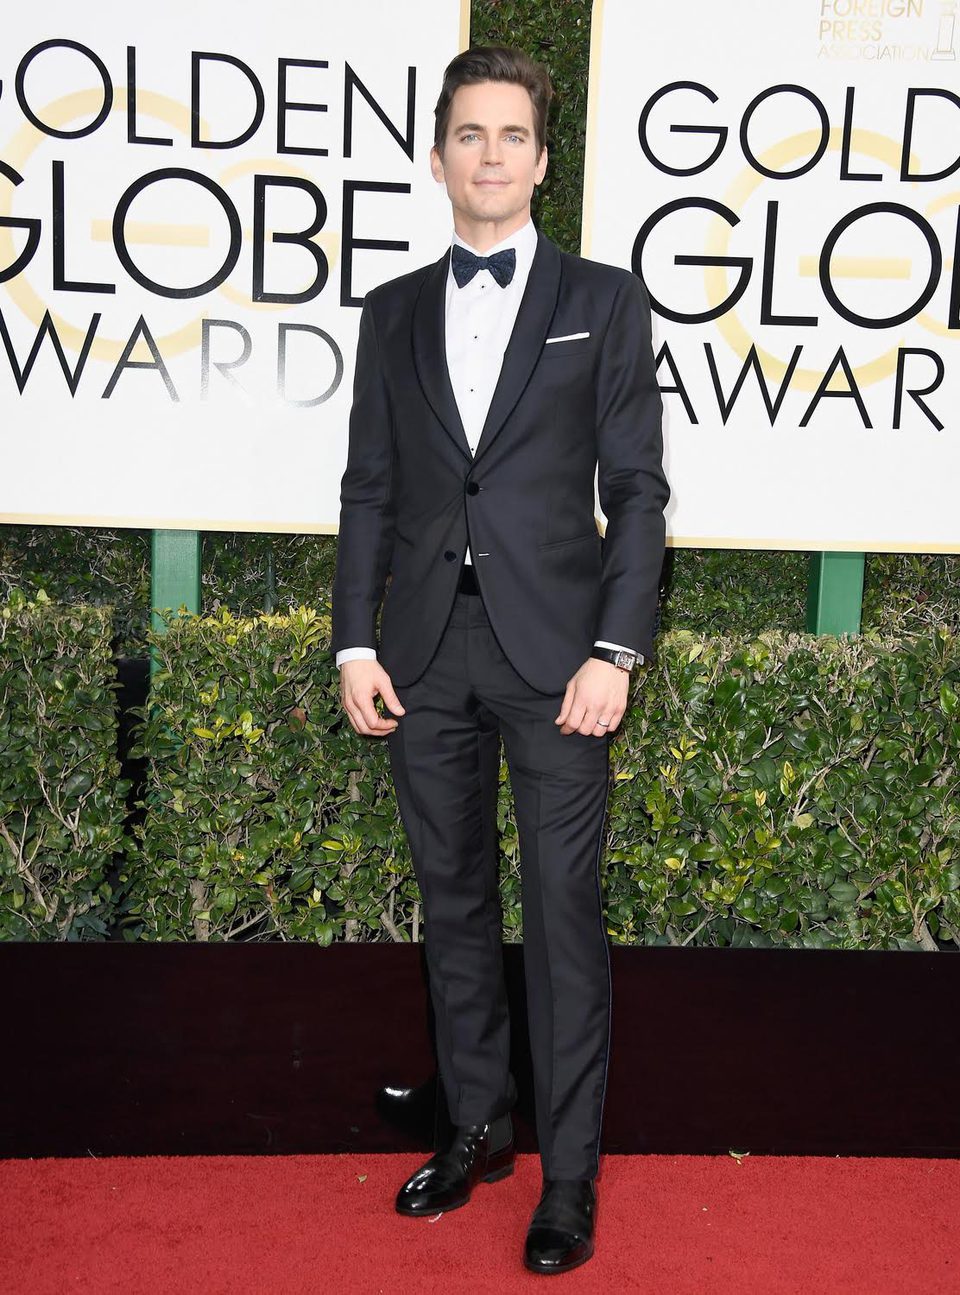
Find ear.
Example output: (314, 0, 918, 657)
(430, 145, 445, 185)
(534, 146, 548, 185)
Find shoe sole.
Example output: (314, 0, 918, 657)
(523, 1241, 594, 1276)
(395, 1156, 515, 1216)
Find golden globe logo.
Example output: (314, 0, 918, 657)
(632, 81, 959, 430)
(0, 38, 418, 405)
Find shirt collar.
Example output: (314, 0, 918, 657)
(449, 217, 538, 279)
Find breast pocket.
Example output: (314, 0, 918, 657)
(540, 336, 595, 360)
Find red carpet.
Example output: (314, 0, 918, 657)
(2, 1152, 957, 1292)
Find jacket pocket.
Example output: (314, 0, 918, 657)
(538, 530, 599, 551)
(540, 339, 595, 359)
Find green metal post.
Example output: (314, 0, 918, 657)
(806, 552, 865, 636)
(150, 530, 202, 677)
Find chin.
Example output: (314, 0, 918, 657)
(478, 194, 513, 212)
(465, 205, 508, 223)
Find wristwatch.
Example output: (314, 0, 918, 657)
(591, 647, 643, 671)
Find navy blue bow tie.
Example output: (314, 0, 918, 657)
(451, 242, 517, 288)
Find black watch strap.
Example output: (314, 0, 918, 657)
(591, 646, 642, 671)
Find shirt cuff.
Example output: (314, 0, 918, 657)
(336, 647, 378, 667)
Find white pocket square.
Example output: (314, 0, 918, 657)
(545, 331, 590, 343)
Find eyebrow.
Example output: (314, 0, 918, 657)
(454, 122, 531, 136)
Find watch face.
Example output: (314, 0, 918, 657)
(615, 650, 636, 670)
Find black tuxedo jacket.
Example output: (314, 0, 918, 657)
(331, 228, 670, 695)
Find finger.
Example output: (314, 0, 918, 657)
(555, 680, 575, 726)
(353, 690, 385, 731)
(561, 700, 587, 735)
(379, 680, 406, 717)
(371, 687, 402, 730)
(341, 680, 363, 724)
(350, 693, 397, 736)
(371, 711, 400, 732)
(590, 703, 616, 734)
(344, 698, 373, 736)
(357, 714, 398, 736)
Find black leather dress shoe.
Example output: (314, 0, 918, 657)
(523, 1178, 597, 1275)
(395, 1114, 515, 1216)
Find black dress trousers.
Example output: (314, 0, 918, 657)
(385, 585, 613, 1180)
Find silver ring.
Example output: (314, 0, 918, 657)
(597, 719, 609, 727)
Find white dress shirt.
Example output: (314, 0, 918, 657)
(336, 218, 638, 667)
(446, 217, 539, 564)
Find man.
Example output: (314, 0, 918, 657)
(332, 44, 669, 1276)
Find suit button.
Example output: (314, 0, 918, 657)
(466, 482, 480, 495)
(444, 550, 457, 561)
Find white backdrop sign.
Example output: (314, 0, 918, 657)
(0, 1, 467, 531)
(584, 0, 960, 552)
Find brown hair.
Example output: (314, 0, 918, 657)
(433, 45, 553, 159)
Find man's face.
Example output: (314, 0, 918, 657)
(430, 80, 548, 229)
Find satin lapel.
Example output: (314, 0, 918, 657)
(411, 248, 471, 461)
(473, 230, 561, 464)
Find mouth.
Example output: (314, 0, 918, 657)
(475, 179, 509, 187)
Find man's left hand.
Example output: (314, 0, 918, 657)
(555, 658, 631, 737)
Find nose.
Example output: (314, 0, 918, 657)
(481, 135, 503, 165)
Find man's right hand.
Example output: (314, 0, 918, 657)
(340, 659, 406, 736)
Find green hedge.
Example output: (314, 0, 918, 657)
(120, 604, 419, 943)
(2, 527, 959, 663)
(605, 628, 960, 950)
(120, 609, 960, 949)
(0, 592, 130, 939)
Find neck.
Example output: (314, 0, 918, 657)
(453, 208, 531, 253)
